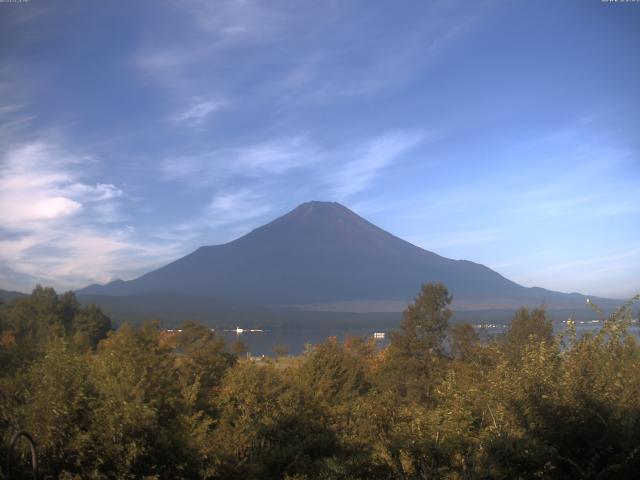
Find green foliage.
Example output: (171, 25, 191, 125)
(89, 323, 196, 479)
(6, 339, 97, 477)
(397, 282, 453, 354)
(298, 337, 370, 407)
(1, 285, 639, 479)
(211, 362, 337, 480)
(382, 282, 452, 402)
(502, 306, 554, 362)
(448, 323, 480, 362)
(175, 321, 236, 412)
(72, 304, 112, 350)
(0, 286, 112, 370)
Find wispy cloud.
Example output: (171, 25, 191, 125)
(171, 98, 227, 126)
(408, 228, 501, 251)
(510, 247, 640, 298)
(0, 85, 36, 146)
(136, 0, 489, 118)
(0, 142, 95, 228)
(0, 226, 183, 291)
(510, 184, 640, 220)
(162, 135, 320, 184)
(160, 130, 427, 201)
(158, 189, 277, 249)
(154, 129, 429, 249)
(204, 189, 274, 229)
(329, 131, 426, 200)
(136, 0, 292, 93)
(169, 0, 289, 41)
(532, 247, 640, 275)
(0, 141, 181, 291)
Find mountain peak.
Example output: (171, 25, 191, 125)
(248, 200, 380, 243)
(297, 200, 342, 208)
(78, 200, 605, 312)
(289, 201, 352, 217)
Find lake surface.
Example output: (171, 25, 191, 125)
(221, 327, 391, 356)
(220, 320, 640, 356)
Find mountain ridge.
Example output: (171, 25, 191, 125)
(0, 289, 28, 303)
(77, 201, 617, 316)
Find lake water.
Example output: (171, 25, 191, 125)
(221, 327, 391, 356)
(220, 320, 640, 356)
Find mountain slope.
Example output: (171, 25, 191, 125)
(0, 289, 28, 303)
(77, 201, 614, 311)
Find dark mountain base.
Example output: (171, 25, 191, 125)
(78, 292, 621, 330)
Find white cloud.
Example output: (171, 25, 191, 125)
(136, 0, 291, 95)
(136, 0, 489, 120)
(66, 182, 123, 202)
(531, 247, 640, 275)
(168, 0, 289, 43)
(1, 143, 78, 227)
(171, 98, 227, 126)
(0, 103, 28, 115)
(161, 135, 319, 184)
(229, 136, 319, 174)
(0, 141, 185, 291)
(134, 188, 279, 255)
(32, 196, 83, 220)
(160, 130, 427, 202)
(161, 130, 427, 207)
(206, 189, 273, 226)
(509, 247, 640, 299)
(329, 131, 425, 199)
(0, 227, 184, 292)
(0, 143, 121, 228)
(0, 68, 37, 145)
(509, 182, 640, 221)
(409, 228, 500, 251)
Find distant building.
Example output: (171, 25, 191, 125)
(373, 332, 385, 339)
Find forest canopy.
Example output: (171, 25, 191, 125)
(1, 284, 639, 479)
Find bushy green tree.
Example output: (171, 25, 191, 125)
(0, 287, 112, 370)
(0, 286, 65, 360)
(175, 321, 236, 412)
(1, 285, 639, 480)
(299, 337, 369, 407)
(4, 339, 98, 478)
(211, 362, 338, 480)
(72, 304, 112, 350)
(383, 282, 452, 402)
(89, 322, 196, 479)
(296, 337, 380, 478)
(448, 323, 480, 362)
(502, 306, 553, 362)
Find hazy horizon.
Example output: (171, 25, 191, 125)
(1, 0, 639, 298)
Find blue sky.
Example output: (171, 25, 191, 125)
(0, 0, 638, 298)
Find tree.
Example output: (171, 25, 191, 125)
(72, 304, 112, 350)
(383, 282, 452, 401)
(0, 286, 72, 367)
(3, 286, 63, 344)
(397, 282, 452, 353)
(502, 307, 553, 362)
(299, 337, 369, 407)
(211, 362, 338, 480)
(5, 339, 98, 478)
(89, 322, 196, 478)
(175, 321, 236, 410)
(449, 323, 479, 362)
(57, 291, 80, 335)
